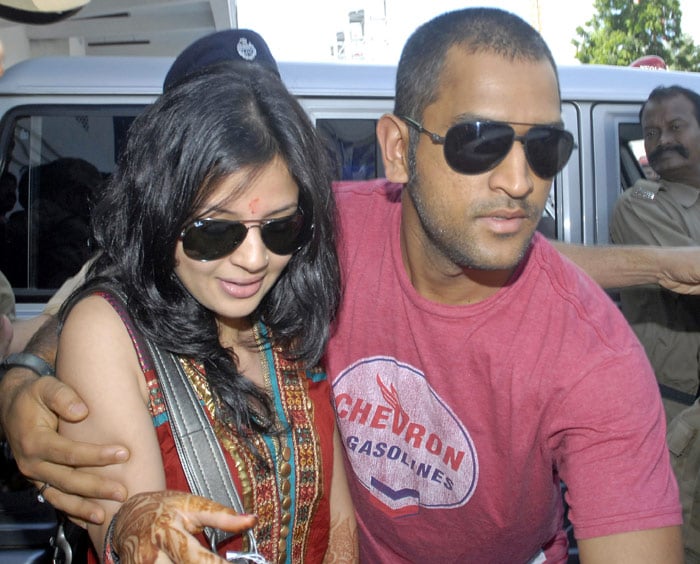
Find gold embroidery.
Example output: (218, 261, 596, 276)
(175, 324, 324, 563)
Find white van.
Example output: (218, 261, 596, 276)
(2, 56, 700, 319)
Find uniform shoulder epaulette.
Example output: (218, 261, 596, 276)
(629, 179, 662, 201)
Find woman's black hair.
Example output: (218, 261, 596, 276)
(60, 62, 340, 439)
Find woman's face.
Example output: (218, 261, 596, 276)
(174, 156, 299, 331)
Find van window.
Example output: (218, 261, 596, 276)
(0, 105, 144, 300)
(619, 123, 659, 184)
(619, 122, 647, 188)
(590, 104, 643, 245)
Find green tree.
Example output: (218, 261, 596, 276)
(573, 0, 700, 70)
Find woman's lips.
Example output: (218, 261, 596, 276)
(219, 277, 264, 299)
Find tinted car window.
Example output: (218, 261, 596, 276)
(0, 106, 143, 300)
(316, 118, 384, 180)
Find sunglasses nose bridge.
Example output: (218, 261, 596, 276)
(464, 127, 534, 199)
(491, 141, 536, 197)
(226, 224, 270, 267)
(235, 223, 265, 250)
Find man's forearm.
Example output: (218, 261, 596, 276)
(6, 314, 53, 357)
(0, 315, 59, 439)
(554, 242, 666, 289)
(22, 315, 59, 366)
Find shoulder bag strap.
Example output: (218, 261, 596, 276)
(144, 341, 259, 553)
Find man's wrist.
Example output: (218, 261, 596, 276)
(0, 364, 43, 441)
(0, 352, 55, 380)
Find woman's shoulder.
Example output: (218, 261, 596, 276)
(62, 291, 125, 331)
(59, 292, 137, 367)
(58, 292, 147, 398)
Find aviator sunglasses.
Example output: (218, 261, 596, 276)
(180, 208, 307, 261)
(401, 116, 575, 179)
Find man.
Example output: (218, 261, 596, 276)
(0, 11, 686, 562)
(0, 270, 14, 321)
(0, 264, 88, 359)
(0, 269, 15, 358)
(0, 236, 63, 357)
(611, 85, 700, 562)
(324, 9, 680, 562)
(611, 85, 700, 422)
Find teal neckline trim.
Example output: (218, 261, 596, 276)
(257, 322, 296, 562)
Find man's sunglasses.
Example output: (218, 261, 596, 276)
(401, 116, 575, 179)
(180, 208, 307, 261)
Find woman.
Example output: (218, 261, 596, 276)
(55, 62, 357, 563)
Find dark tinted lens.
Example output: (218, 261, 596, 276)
(260, 210, 306, 255)
(182, 220, 247, 261)
(523, 127, 574, 178)
(443, 122, 515, 174)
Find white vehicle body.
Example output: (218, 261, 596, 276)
(1, 56, 700, 318)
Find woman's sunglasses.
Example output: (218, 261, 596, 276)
(401, 116, 575, 179)
(180, 208, 307, 261)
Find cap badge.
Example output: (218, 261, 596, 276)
(236, 37, 257, 61)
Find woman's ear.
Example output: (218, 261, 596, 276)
(376, 114, 410, 184)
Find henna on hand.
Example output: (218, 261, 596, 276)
(112, 490, 257, 564)
(324, 515, 359, 563)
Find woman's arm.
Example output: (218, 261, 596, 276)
(324, 426, 358, 563)
(57, 295, 258, 562)
(56, 294, 166, 553)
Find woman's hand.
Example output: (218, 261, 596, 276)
(111, 490, 257, 563)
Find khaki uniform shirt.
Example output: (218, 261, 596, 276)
(610, 178, 700, 422)
(0, 269, 15, 321)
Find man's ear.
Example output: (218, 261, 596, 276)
(376, 114, 410, 184)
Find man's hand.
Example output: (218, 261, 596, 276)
(657, 247, 700, 294)
(0, 314, 12, 359)
(112, 490, 258, 563)
(0, 369, 129, 526)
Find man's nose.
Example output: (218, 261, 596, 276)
(488, 140, 535, 199)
